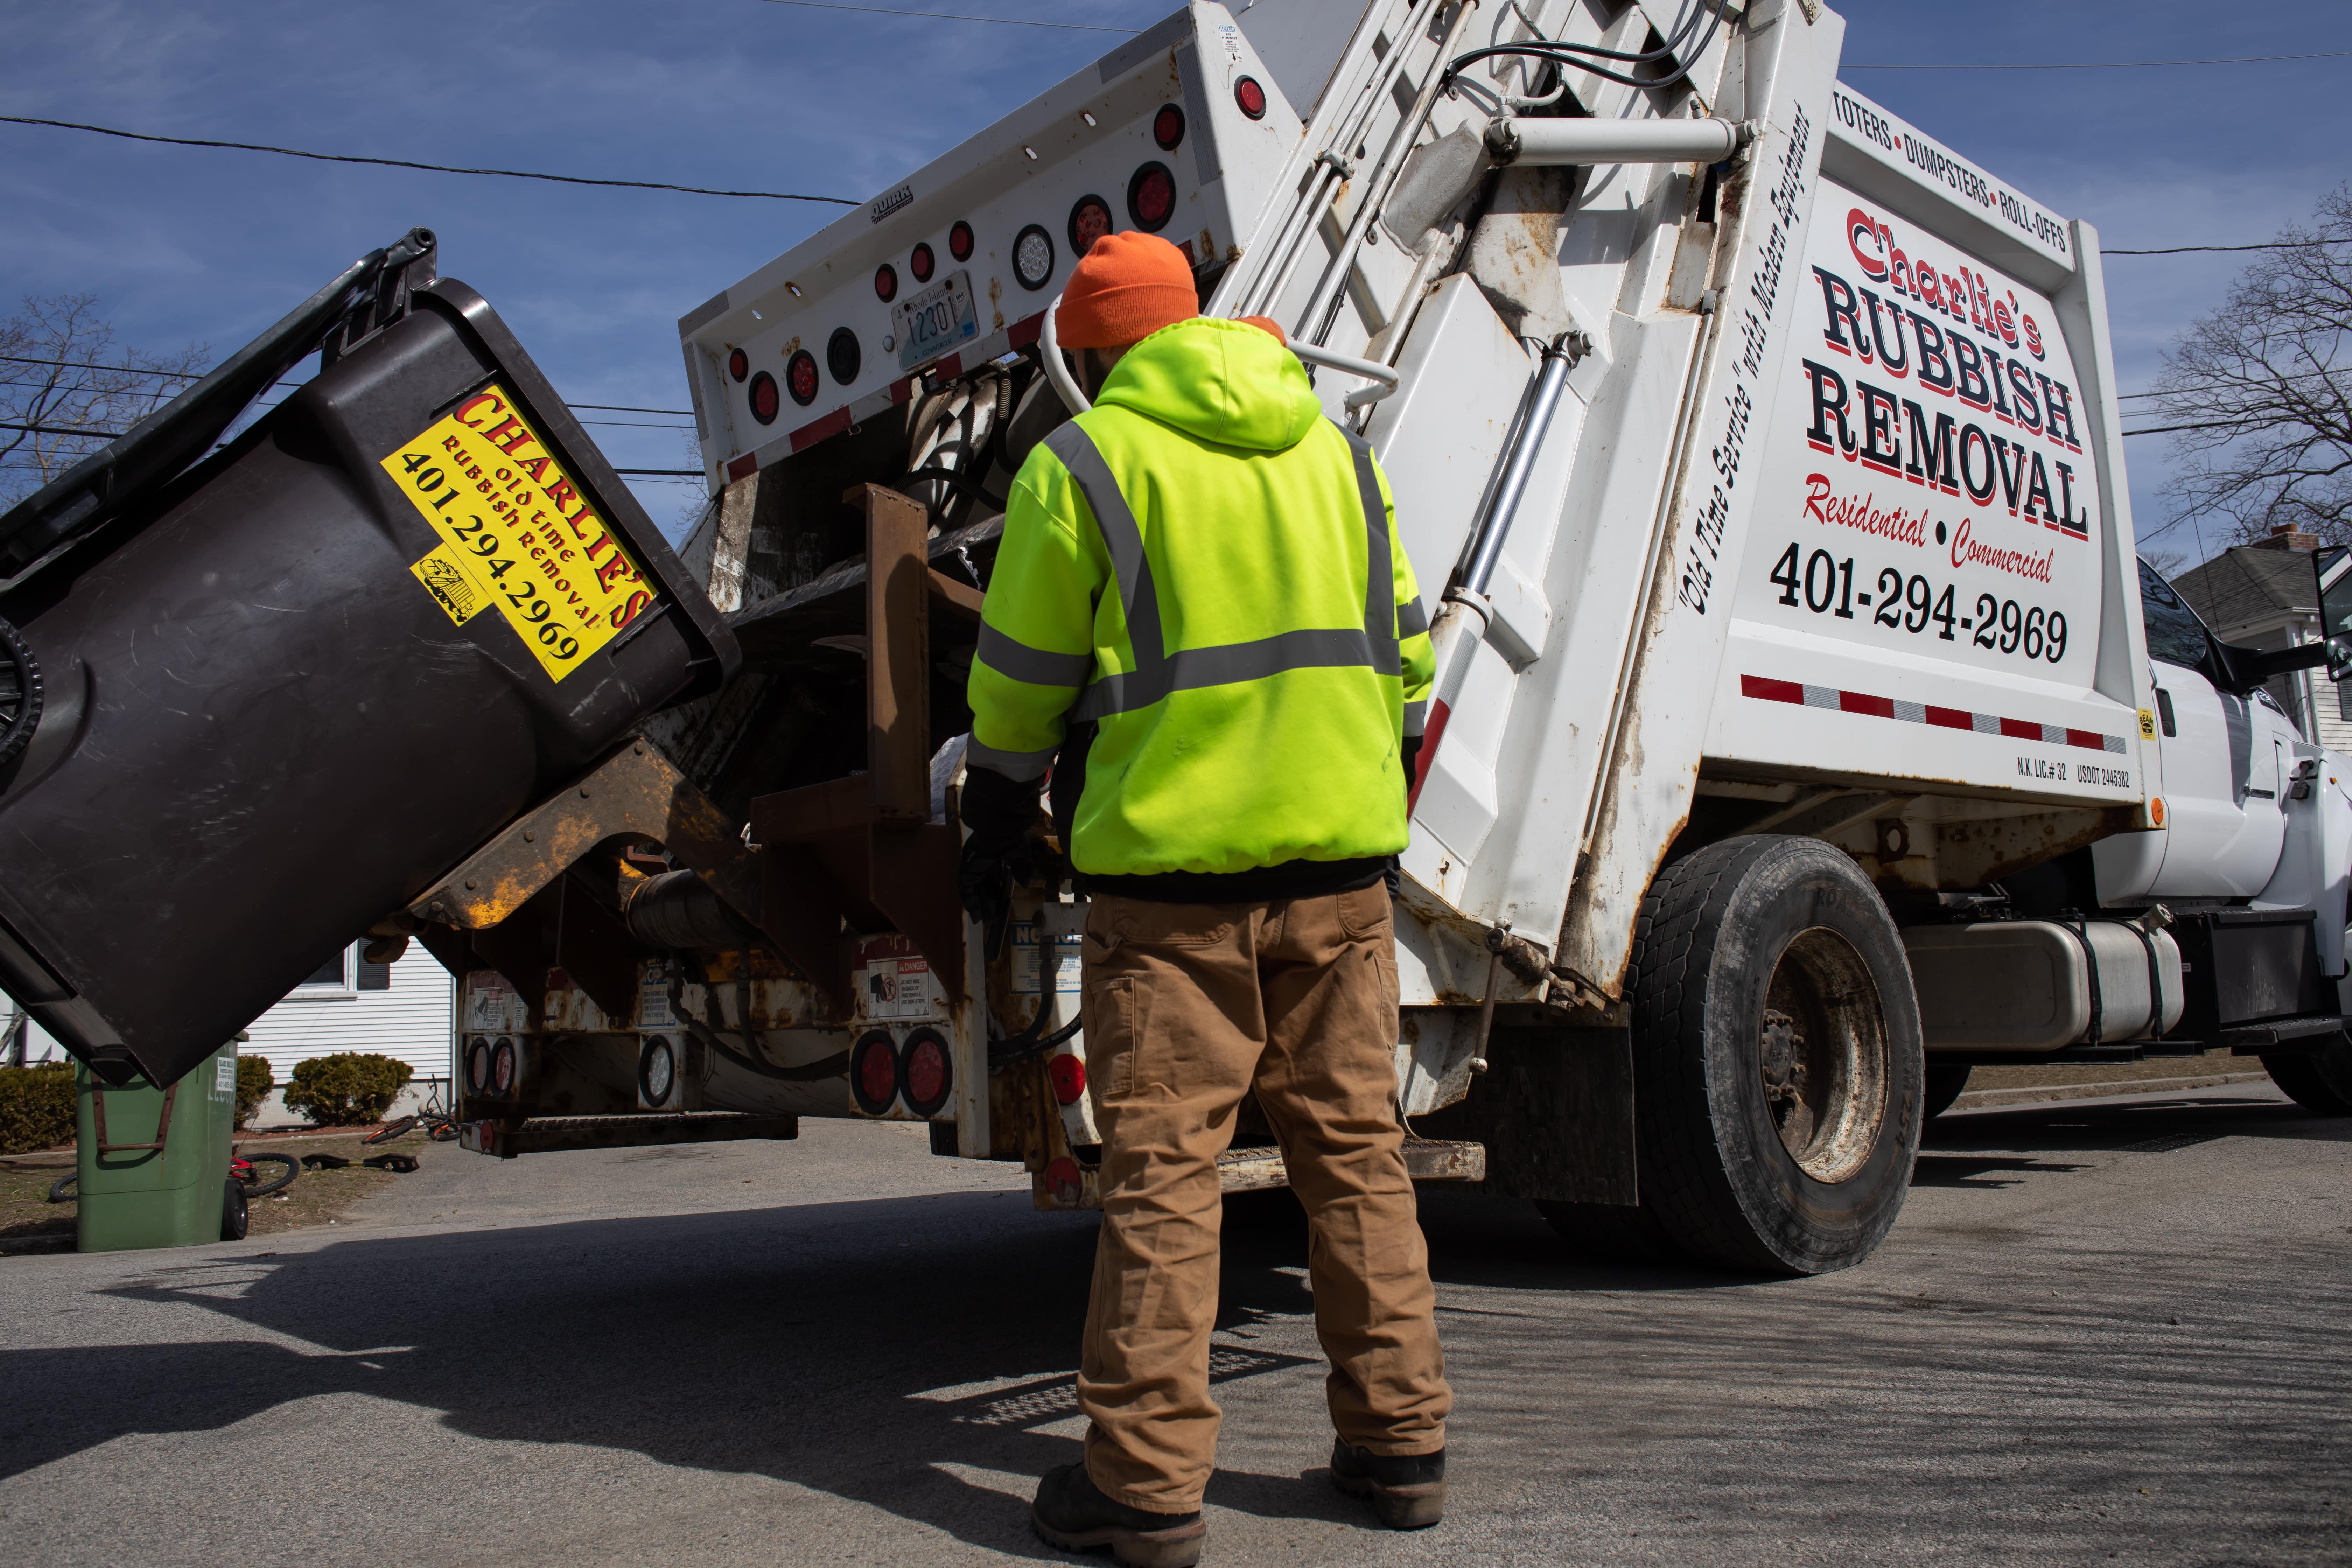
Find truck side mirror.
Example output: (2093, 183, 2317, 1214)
(2316, 546, 2352, 684)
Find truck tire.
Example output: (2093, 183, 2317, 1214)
(1623, 834, 1924, 1275)
(2260, 1037, 2352, 1115)
(1922, 1062, 1972, 1121)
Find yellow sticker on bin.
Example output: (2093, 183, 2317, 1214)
(379, 384, 657, 680)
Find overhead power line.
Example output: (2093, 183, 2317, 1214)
(1844, 50, 2352, 70)
(0, 350, 205, 379)
(2105, 240, 2339, 255)
(615, 468, 705, 477)
(4, 354, 699, 416)
(0, 115, 859, 205)
(754, 0, 1133, 30)
(2, 419, 126, 439)
(2121, 419, 2260, 438)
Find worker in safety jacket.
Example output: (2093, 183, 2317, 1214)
(958, 231, 1448, 1566)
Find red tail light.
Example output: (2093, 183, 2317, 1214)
(899, 1027, 952, 1116)
(786, 350, 820, 406)
(1044, 1156, 1082, 1205)
(1048, 1052, 1086, 1105)
(489, 1037, 517, 1095)
(1127, 163, 1175, 232)
(465, 1036, 491, 1093)
(874, 264, 898, 302)
(851, 1030, 899, 1114)
(748, 371, 780, 425)
(1068, 195, 1113, 258)
(1153, 104, 1185, 150)
(727, 347, 748, 382)
(909, 242, 936, 284)
(1234, 76, 1267, 120)
(948, 219, 975, 261)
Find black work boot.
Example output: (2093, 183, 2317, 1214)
(1031, 1462, 1207, 1567)
(1328, 1439, 1446, 1529)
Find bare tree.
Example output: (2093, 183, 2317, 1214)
(2154, 187, 2351, 547)
(0, 296, 209, 510)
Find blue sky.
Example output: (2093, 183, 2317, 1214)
(2, 0, 2343, 556)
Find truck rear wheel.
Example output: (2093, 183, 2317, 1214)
(2260, 1037, 2352, 1115)
(1618, 834, 1924, 1275)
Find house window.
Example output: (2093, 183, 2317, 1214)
(294, 944, 393, 997)
(297, 947, 354, 995)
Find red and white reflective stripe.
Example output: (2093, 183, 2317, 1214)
(1741, 674, 2126, 754)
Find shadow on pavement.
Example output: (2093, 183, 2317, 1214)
(2, 1088, 2339, 1558)
(1910, 1154, 2091, 1186)
(1925, 1090, 2345, 1155)
(0, 1171, 1693, 1553)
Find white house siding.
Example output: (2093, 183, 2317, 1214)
(238, 947, 455, 1086)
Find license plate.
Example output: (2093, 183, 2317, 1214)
(894, 270, 980, 371)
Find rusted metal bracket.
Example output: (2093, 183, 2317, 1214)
(460, 1111, 799, 1159)
(744, 484, 969, 1002)
(409, 739, 742, 930)
(405, 735, 856, 1014)
(927, 567, 985, 623)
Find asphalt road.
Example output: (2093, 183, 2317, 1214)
(1, 1083, 2344, 1567)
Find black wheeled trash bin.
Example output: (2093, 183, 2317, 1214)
(0, 230, 738, 1092)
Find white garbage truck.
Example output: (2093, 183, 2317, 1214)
(35, 0, 2344, 1276)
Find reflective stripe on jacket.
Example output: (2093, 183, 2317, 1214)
(967, 315, 1435, 880)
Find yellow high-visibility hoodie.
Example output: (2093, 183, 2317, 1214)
(967, 316, 1434, 895)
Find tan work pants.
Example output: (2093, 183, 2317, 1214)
(1076, 884, 1451, 1513)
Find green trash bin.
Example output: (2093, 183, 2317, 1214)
(74, 1042, 243, 1252)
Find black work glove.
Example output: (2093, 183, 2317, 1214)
(957, 764, 1044, 930)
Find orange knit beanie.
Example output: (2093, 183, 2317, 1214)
(1054, 232, 1198, 349)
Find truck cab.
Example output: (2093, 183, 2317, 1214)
(2100, 559, 2294, 899)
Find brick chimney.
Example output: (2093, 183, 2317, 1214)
(2252, 522, 2322, 551)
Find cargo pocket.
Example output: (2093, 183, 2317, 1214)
(1086, 974, 1137, 1109)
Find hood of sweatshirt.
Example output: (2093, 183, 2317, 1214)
(1091, 316, 1323, 453)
